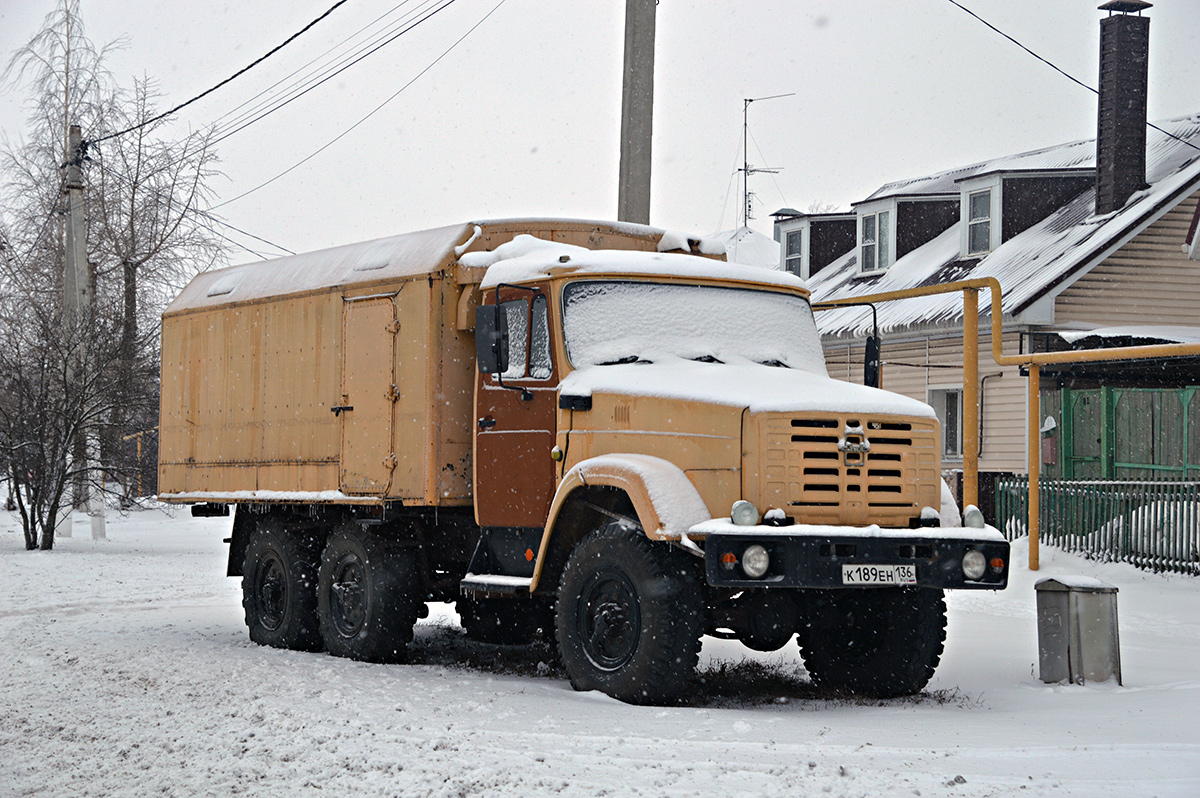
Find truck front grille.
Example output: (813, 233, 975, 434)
(757, 414, 940, 527)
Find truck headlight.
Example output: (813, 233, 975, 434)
(742, 544, 770, 578)
(731, 500, 760, 526)
(962, 548, 987, 581)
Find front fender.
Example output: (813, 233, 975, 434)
(530, 454, 711, 592)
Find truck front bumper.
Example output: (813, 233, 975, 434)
(694, 521, 1009, 590)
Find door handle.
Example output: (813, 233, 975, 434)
(477, 417, 496, 429)
(331, 405, 354, 416)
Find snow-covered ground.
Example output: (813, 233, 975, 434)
(2, 509, 1198, 797)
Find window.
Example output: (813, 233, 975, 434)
(929, 388, 963, 459)
(498, 294, 552, 381)
(968, 190, 991, 253)
(784, 230, 803, 276)
(860, 210, 890, 273)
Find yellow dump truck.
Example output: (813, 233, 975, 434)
(160, 218, 1008, 704)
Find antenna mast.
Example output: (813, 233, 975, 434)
(740, 93, 794, 228)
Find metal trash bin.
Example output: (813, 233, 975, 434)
(1035, 576, 1121, 685)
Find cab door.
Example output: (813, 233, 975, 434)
(339, 295, 398, 494)
(474, 288, 558, 527)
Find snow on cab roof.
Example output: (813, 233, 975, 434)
(468, 234, 805, 291)
(163, 218, 729, 315)
(811, 113, 1200, 339)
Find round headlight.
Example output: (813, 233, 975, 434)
(963, 505, 985, 529)
(962, 548, 987, 581)
(731, 500, 760, 526)
(742, 544, 770, 579)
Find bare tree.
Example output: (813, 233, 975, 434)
(0, 1, 224, 544)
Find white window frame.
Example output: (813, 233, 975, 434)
(966, 189, 993, 254)
(855, 200, 896, 275)
(928, 386, 964, 461)
(956, 175, 1003, 258)
(784, 229, 804, 277)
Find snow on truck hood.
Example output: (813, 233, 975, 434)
(559, 360, 936, 419)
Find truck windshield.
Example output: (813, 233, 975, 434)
(561, 280, 827, 375)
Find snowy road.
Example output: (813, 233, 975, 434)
(2, 509, 1198, 797)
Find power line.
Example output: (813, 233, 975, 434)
(212, 0, 508, 211)
(91, 0, 351, 145)
(208, 0, 459, 148)
(946, 0, 1200, 154)
(209, 0, 435, 139)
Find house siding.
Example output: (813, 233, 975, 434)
(1055, 188, 1200, 325)
(822, 332, 1027, 473)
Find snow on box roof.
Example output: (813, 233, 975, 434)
(163, 218, 729, 315)
(467, 234, 804, 291)
(811, 113, 1200, 339)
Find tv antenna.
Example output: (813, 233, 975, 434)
(740, 93, 794, 228)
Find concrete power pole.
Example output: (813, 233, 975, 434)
(617, 0, 655, 225)
(60, 124, 105, 541)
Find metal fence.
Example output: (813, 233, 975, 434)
(994, 477, 1200, 575)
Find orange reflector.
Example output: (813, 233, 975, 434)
(990, 557, 1005, 570)
(720, 552, 737, 570)
(525, 548, 535, 562)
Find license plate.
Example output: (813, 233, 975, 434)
(842, 564, 917, 585)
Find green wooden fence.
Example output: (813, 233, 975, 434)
(995, 477, 1200, 575)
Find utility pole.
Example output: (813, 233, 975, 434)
(59, 124, 105, 541)
(617, 0, 655, 225)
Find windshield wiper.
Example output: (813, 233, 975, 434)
(690, 355, 723, 364)
(597, 355, 649, 366)
(759, 359, 789, 368)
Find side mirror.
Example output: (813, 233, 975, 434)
(475, 305, 509, 374)
(864, 334, 881, 389)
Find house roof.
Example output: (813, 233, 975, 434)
(808, 113, 1200, 339)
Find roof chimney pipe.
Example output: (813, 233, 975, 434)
(1095, 0, 1151, 215)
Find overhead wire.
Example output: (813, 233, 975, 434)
(945, 0, 1200, 154)
(211, 0, 508, 211)
(207, 0, 459, 148)
(208, 0, 437, 139)
(91, 0, 351, 145)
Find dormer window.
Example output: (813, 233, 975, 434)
(967, 190, 992, 254)
(860, 209, 890, 274)
(784, 230, 803, 276)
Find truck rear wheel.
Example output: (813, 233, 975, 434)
(555, 524, 702, 705)
(242, 520, 323, 651)
(801, 587, 947, 698)
(317, 526, 419, 663)
(458, 597, 550, 645)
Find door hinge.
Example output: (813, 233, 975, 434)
(386, 319, 401, 334)
(385, 384, 401, 403)
(383, 453, 398, 471)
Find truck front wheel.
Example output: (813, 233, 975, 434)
(317, 526, 419, 663)
(800, 587, 947, 698)
(242, 520, 323, 651)
(555, 524, 703, 705)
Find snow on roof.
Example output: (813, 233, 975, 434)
(711, 226, 783, 269)
(859, 137, 1096, 202)
(469, 234, 805, 292)
(810, 113, 1200, 339)
(1059, 325, 1200, 345)
(164, 218, 728, 315)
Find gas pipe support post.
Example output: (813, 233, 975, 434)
(962, 287, 980, 511)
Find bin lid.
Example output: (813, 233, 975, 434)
(1035, 575, 1118, 593)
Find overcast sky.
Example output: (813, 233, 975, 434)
(1, 0, 1198, 261)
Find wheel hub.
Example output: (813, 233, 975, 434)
(330, 556, 366, 637)
(256, 555, 286, 631)
(578, 570, 640, 671)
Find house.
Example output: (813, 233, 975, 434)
(773, 1, 1200, 513)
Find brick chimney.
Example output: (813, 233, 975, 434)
(1095, 1, 1151, 215)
